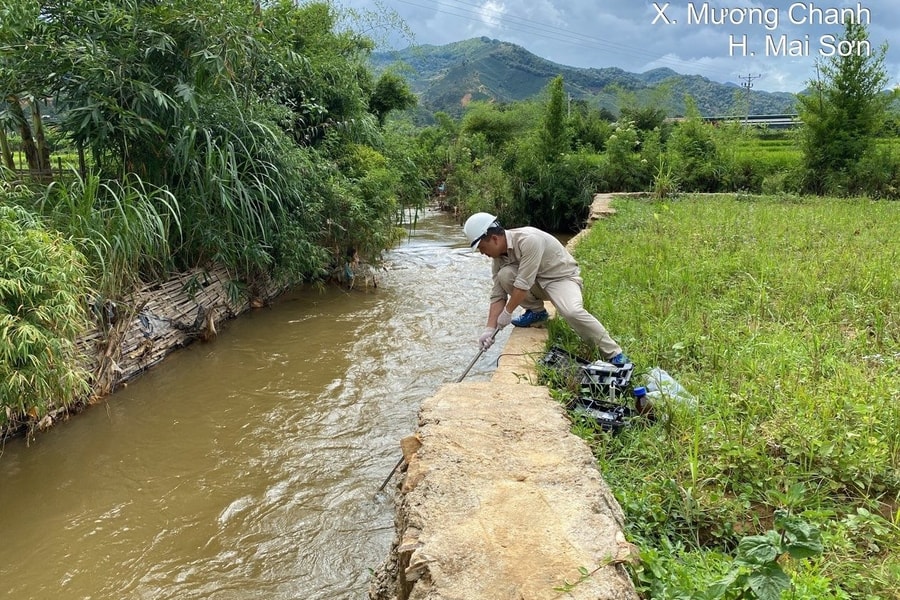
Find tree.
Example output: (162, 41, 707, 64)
(540, 75, 568, 161)
(797, 20, 893, 193)
(369, 71, 417, 125)
(615, 82, 671, 134)
(0, 1, 51, 175)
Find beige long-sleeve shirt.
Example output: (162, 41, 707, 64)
(490, 227, 580, 302)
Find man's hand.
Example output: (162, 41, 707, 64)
(478, 328, 496, 350)
(497, 308, 513, 328)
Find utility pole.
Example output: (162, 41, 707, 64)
(739, 73, 762, 125)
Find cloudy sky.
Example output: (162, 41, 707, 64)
(343, 0, 900, 93)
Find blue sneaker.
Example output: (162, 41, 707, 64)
(608, 352, 630, 366)
(512, 309, 549, 327)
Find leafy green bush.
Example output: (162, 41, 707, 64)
(708, 509, 823, 600)
(570, 106, 613, 152)
(667, 99, 721, 192)
(847, 146, 900, 199)
(460, 101, 530, 150)
(0, 203, 91, 429)
(760, 170, 802, 196)
(599, 120, 648, 192)
(457, 154, 515, 221)
(508, 144, 603, 231)
(329, 143, 404, 260)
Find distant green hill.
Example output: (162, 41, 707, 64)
(371, 37, 798, 119)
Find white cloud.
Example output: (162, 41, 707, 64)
(478, 1, 505, 28)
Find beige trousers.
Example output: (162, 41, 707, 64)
(496, 265, 622, 359)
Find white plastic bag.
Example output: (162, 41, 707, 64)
(645, 367, 696, 408)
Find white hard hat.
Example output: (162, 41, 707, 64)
(463, 212, 498, 247)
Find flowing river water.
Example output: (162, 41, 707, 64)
(0, 209, 513, 600)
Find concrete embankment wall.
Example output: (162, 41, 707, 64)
(369, 195, 639, 600)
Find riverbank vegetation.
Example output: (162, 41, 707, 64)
(550, 195, 899, 599)
(1, 0, 431, 432)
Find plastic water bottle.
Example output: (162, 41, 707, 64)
(645, 367, 696, 408)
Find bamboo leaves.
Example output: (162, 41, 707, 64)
(0, 205, 91, 427)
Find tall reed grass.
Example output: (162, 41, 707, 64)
(37, 171, 181, 299)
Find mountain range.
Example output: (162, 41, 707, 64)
(371, 37, 799, 120)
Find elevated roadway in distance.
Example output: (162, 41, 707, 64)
(667, 113, 801, 129)
(704, 113, 801, 129)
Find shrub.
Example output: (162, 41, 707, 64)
(847, 147, 900, 199)
(0, 203, 92, 429)
(507, 144, 603, 231)
(667, 99, 721, 192)
(600, 120, 647, 191)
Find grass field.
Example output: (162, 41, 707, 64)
(547, 194, 899, 599)
(730, 133, 900, 161)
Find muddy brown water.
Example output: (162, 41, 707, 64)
(0, 209, 512, 600)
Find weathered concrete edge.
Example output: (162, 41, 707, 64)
(369, 194, 639, 600)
